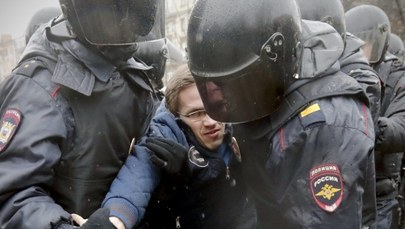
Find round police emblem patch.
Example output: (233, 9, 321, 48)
(309, 164, 343, 212)
(188, 146, 208, 167)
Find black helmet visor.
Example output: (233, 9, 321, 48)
(71, 0, 158, 45)
(192, 58, 283, 123)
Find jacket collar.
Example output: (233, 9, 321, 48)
(61, 40, 115, 83)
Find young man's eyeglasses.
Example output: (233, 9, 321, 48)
(177, 109, 208, 121)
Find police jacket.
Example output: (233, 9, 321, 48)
(102, 101, 251, 229)
(234, 20, 376, 228)
(373, 54, 405, 196)
(0, 20, 155, 228)
(340, 32, 381, 125)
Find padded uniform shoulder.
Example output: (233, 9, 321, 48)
(298, 103, 326, 128)
(13, 57, 55, 78)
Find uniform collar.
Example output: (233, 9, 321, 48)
(61, 39, 114, 82)
(61, 39, 151, 82)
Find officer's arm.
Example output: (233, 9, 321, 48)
(0, 73, 70, 228)
(376, 75, 405, 153)
(350, 70, 381, 125)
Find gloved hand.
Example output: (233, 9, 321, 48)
(376, 117, 388, 144)
(52, 220, 76, 229)
(375, 117, 392, 153)
(78, 208, 116, 229)
(145, 137, 189, 176)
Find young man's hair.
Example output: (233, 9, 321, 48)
(165, 64, 196, 115)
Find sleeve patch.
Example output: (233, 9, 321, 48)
(309, 164, 344, 212)
(299, 103, 325, 128)
(0, 109, 22, 153)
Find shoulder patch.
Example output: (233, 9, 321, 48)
(309, 164, 344, 212)
(0, 109, 23, 152)
(299, 103, 325, 128)
(188, 146, 209, 167)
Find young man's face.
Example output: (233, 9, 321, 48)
(177, 84, 225, 150)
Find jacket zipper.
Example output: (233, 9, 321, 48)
(226, 166, 230, 180)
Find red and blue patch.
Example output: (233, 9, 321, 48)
(0, 109, 22, 152)
(309, 164, 344, 212)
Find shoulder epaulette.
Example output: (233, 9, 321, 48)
(298, 103, 326, 128)
(13, 59, 46, 77)
(13, 57, 55, 78)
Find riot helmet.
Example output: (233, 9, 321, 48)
(345, 5, 390, 64)
(133, 0, 185, 90)
(187, 0, 302, 123)
(296, 0, 346, 42)
(25, 7, 62, 44)
(388, 33, 404, 59)
(135, 38, 186, 90)
(136, 0, 165, 43)
(58, 0, 159, 45)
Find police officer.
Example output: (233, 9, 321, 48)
(388, 33, 405, 62)
(387, 32, 405, 228)
(132, 0, 186, 101)
(346, 5, 405, 229)
(187, 0, 376, 228)
(296, 0, 381, 126)
(0, 0, 160, 228)
(134, 38, 186, 98)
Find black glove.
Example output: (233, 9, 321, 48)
(145, 137, 188, 176)
(80, 208, 116, 229)
(52, 216, 75, 229)
(376, 117, 389, 147)
(377, 117, 388, 136)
